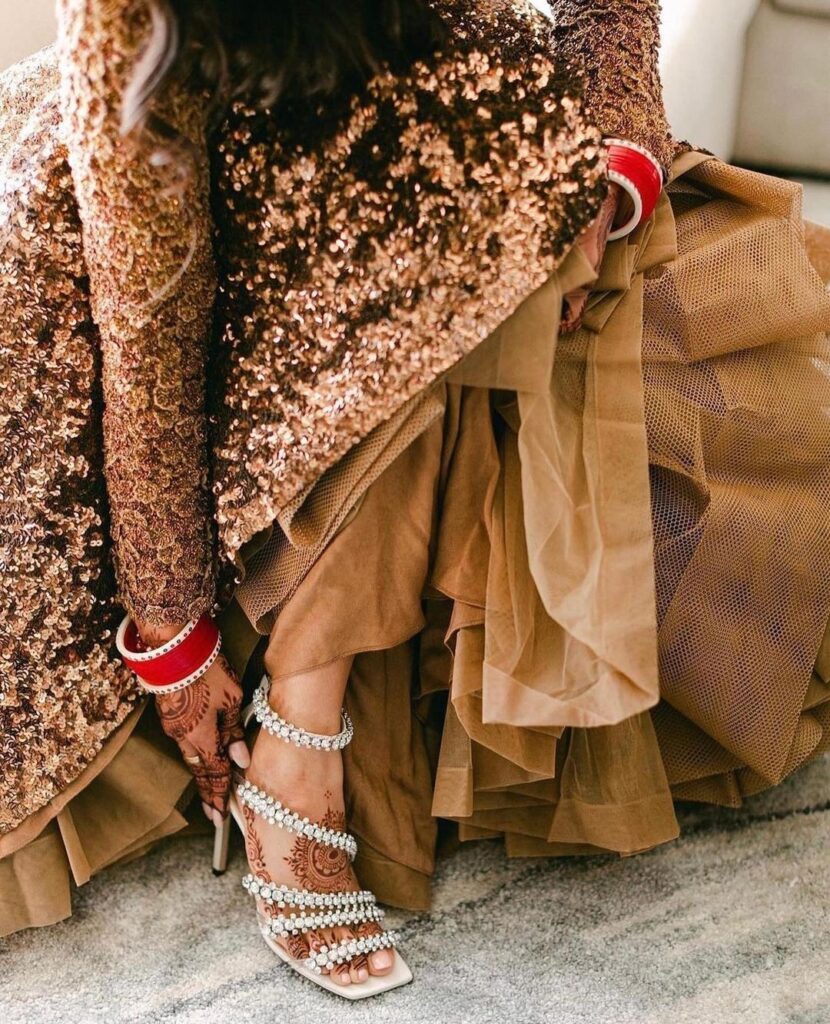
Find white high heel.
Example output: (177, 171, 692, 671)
(212, 676, 413, 999)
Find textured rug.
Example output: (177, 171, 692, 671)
(2, 755, 829, 1024)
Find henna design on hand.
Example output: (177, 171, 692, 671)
(154, 655, 246, 817)
(191, 749, 231, 815)
(218, 683, 244, 748)
(156, 679, 211, 742)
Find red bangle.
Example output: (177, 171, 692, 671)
(605, 139, 665, 240)
(116, 614, 221, 693)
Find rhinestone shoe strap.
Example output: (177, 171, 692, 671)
(259, 903, 385, 938)
(237, 780, 358, 860)
(242, 876, 376, 909)
(252, 679, 354, 751)
(302, 930, 399, 974)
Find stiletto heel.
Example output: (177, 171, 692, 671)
(229, 675, 413, 999)
(212, 812, 231, 875)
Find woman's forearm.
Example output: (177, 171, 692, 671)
(57, 0, 217, 625)
(547, 0, 673, 170)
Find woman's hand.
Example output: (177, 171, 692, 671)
(560, 182, 623, 334)
(137, 620, 251, 825)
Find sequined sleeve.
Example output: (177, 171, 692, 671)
(56, 0, 217, 625)
(548, 0, 673, 170)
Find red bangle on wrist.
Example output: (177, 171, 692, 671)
(116, 613, 221, 693)
(605, 139, 665, 241)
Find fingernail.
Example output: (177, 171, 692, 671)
(231, 746, 251, 769)
(373, 950, 393, 969)
(202, 802, 213, 822)
(357, 967, 368, 982)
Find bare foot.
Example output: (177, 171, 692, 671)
(240, 690, 394, 987)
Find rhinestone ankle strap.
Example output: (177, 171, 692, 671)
(242, 876, 376, 909)
(237, 780, 358, 860)
(252, 679, 354, 752)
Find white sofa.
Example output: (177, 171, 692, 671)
(733, 0, 830, 174)
(659, 0, 760, 157)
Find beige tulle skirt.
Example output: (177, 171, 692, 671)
(4, 152, 830, 932)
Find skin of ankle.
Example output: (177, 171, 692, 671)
(263, 656, 352, 737)
(249, 732, 345, 798)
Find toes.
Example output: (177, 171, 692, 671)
(333, 927, 369, 984)
(326, 927, 357, 986)
(357, 922, 394, 976)
(283, 925, 350, 982)
(302, 929, 352, 983)
(368, 948, 394, 975)
(351, 955, 370, 984)
(281, 928, 310, 963)
(301, 929, 327, 973)
(312, 927, 349, 985)
(331, 965, 352, 986)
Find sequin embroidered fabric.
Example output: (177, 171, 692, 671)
(0, 0, 608, 832)
(210, 0, 607, 566)
(0, 49, 139, 831)
(549, 0, 674, 171)
(57, 0, 217, 627)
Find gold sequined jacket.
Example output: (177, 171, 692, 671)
(0, 0, 673, 830)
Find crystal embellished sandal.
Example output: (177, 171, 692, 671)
(212, 676, 413, 999)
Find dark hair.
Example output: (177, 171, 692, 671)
(124, 0, 448, 135)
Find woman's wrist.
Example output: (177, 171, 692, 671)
(604, 138, 664, 241)
(117, 614, 222, 693)
(134, 618, 189, 649)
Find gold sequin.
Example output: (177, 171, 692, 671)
(0, 49, 137, 832)
(211, 0, 609, 568)
(548, 0, 674, 172)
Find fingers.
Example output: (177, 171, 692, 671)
(202, 801, 222, 827)
(217, 685, 246, 751)
(156, 658, 249, 822)
(215, 657, 248, 766)
(176, 736, 234, 824)
(190, 733, 233, 820)
(177, 738, 222, 826)
(228, 739, 251, 770)
(218, 688, 249, 768)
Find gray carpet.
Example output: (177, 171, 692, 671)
(2, 756, 829, 1024)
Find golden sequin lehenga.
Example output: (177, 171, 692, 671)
(2, 0, 830, 933)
